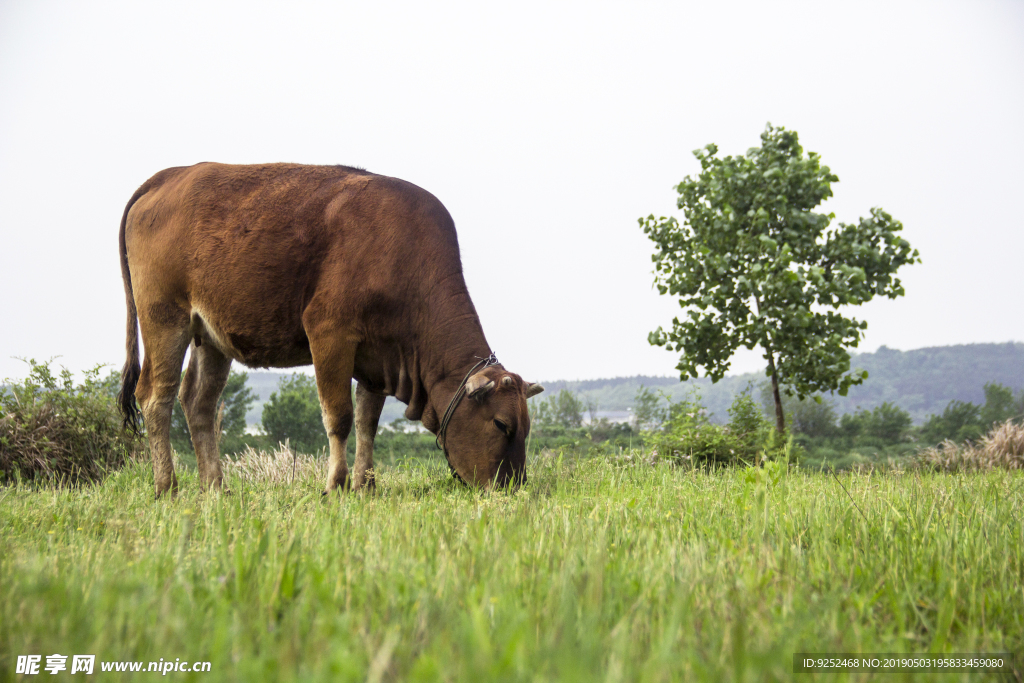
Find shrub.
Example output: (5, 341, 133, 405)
(864, 402, 913, 442)
(0, 360, 141, 485)
(647, 394, 724, 464)
(648, 391, 788, 466)
(727, 392, 773, 462)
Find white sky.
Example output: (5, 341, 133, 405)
(1, 0, 1021, 384)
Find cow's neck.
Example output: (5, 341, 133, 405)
(396, 280, 492, 433)
(419, 342, 494, 435)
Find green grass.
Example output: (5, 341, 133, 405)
(1, 454, 1021, 682)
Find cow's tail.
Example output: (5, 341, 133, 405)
(116, 184, 150, 436)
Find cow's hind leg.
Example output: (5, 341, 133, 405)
(135, 318, 190, 498)
(179, 340, 232, 491)
(352, 382, 386, 491)
(306, 328, 358, 495)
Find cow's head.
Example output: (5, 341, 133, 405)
(439, 366, 543, 488)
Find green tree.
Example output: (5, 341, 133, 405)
(170, 370, 257, 455)
(839, 403, 911, 444)
(631, 385, 666, 431)
(260, 374, 327, 455)
(551, 389, 585, 429)
(528, 397, 554, 428)
(640, 124, 919, 434)
(864, 402, 912, 443)
(529, 390, 590, 430)
(921, 400, 982, 444)
(979, 382, 1018, 428)
(839, 410, 870, 439)
(920, 383, 1024, 445)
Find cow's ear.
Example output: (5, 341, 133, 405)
(466, 373, 496, 400)
(525, 382, 544, 398)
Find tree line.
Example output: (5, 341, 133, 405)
(526, 379, 1024, 469)
(163, 365, 1024, 466)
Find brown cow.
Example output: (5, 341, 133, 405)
(116, 163, 543, 496)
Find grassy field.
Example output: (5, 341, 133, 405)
(1, 453, 1021, 682)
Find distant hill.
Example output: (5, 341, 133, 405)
(542, 342, 1024, 424)
(239, 342, 1024, 427)
(837, 343, 1024, 418)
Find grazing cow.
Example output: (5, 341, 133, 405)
(116, 163, 543, 496)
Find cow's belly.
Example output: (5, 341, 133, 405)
(190, 308, 313, 369)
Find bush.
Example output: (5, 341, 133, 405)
(0, 360, 140, 485)
(727, 392, 773, 462)
(648, 391, 788, 466)
(787, 397, 838, 437)
(865, 402, 913, 442)
(647, 394, 727, 464)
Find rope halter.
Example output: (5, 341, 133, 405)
(435, 352, 500, 481)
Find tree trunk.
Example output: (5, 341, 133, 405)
(765, 349, 786, 435)
(753, 293, 786, 435)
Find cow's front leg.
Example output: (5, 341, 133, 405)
(352, 382, 386, 491)
(307, 327, 358, 495)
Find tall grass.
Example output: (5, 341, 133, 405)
(918, 420, 1024, 472)
(1, 453, 1021, 681)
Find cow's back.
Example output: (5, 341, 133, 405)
(124, 163, 465, 368)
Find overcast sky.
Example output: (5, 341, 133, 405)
(1, 0, 1021, 385)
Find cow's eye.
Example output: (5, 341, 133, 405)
(493, 418, 509, 435)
